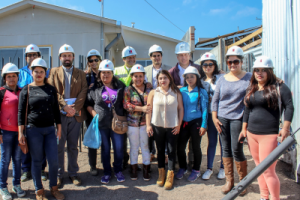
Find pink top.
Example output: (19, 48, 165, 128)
(102, 87, 118, 107)
(0, 87, 21, 132)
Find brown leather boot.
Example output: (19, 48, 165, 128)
(235, 160, 248, 196)
(157, 168, 166, 187)
(164, 170, 174, 190)
(51, 186, 65, 200)
(143, 164, 150, 181)
(36, 188, 48, 200)
(130, 164, 138, 180)
(221, 157, 234, 194)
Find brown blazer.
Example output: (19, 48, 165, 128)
(48, 66, 88, 122)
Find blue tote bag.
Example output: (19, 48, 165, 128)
(83, 114, 101, 149)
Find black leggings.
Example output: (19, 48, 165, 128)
(152, 124, 179, 170)
(218, 117, 246, 161)
(177, 118, 203, 171)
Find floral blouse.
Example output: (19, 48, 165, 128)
(123, 85, 151, 127)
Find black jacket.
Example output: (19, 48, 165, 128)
(86, 78, 126, 129)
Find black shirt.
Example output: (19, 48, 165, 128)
(243, 83, 294, 135)
(18, 84, 61, 127)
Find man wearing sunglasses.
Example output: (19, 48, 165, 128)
(18, 44, 49, 183)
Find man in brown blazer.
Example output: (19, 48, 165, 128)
(48, 44, 87, 188)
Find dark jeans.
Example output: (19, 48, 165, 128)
(152, 124, 179, 171)
(123, 134, 129, 165)
(0, 130, 22, 189)
(177, 118, 203, 171)
(100, 128, 124, 175)
(207, 113, 224, 169)
(26, 126, 58, 191)
(218, 117, 246, 161)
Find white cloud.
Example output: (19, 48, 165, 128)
(183, 0, 193, 5)
(209, 8, 229, 15)
(235, 6, 259, 17)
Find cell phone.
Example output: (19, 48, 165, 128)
(239, 136, 246, 143)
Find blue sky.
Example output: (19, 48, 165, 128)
(1, 0, 262, 41)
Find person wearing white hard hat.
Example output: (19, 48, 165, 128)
(211, 46, 251, 195)
(18, 44, 48, 183)
(145, 44, 171, 163)
(123, 64, 152, 181)
(18, 58, 65, 200)
(146, 70, 184, 190)
(48, 44, 88, 187)
(84, 49, 102, 176)
(86, 59, 126, 184)
(239, 56, 294, 200)
(0, 63, 26, 200)
(199, 52, 225, 180)
(175, 66, 208, 182)
(18, 44, 50, 88)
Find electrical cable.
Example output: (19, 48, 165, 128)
(143, 0, 185, 33)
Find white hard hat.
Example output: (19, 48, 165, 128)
(200, 52, 217, 62)
(226, 46, 244, 57)
(175, 42, 191, 54)
(1, 63, 19, 77)
(130, 64, 145, 75)
(30, 58, 48, 70)
(59, 44, 75, 57)
(99, 59, 114, 71)
(87, 49, 102, 60)
(122, 46, 137, 58)
(183, 66, 200, 78)
(25, 44, 40, 55)
(148, 44, 163, 56)
(253, 56, 274, 68)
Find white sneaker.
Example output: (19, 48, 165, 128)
(217, 168, 225, 179)
(202, 169, 213, 180)
(12, 185, 26, 198)
(0, 188, 12, 200)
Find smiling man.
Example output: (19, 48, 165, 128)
(48, 44, 87, 188)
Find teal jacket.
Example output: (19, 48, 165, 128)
(180, 86, 208, 128)
(18, 65, 50, 88)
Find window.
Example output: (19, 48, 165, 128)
(136, 60, 152, 67)
(0, 46, 51, 83)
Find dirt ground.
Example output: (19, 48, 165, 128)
(2, 135, 300, 200)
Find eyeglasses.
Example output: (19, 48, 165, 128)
(152, 55, 161, 58)
(227, 60, 240, 66)
(202, 63, 214, 68)
(26, 54, 38, 58)
(253, 68, 268, 73)
(88, 59, 99, 63)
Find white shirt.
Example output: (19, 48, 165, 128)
(152, 67, 162, 89)
(178, 64, 186, 86)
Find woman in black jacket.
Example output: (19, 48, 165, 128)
(86, 59, 126, 184)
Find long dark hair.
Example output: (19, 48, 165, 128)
(31, 66, 48, 84)
(200, 60, 220, 84)
(183, 73, 204, 110)
(244, 68, 281, 109)
(156, 70, 180, 93)
(96, 70, 119, 89)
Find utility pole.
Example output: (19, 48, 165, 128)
(100, 0, 104, 59)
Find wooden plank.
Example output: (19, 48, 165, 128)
(242, 39, 262, 51)
(228, 27, 263, 49)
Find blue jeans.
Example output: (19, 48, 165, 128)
(26, 126, 58, 191)
(21, 150, 47, 172)
(206, 113, 224, 169)
(100, 128, 124, 175)
(0, 130, 22, 189)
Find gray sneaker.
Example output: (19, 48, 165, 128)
(12, 185, 26, 198)
(21, 171, 31, 182)
(0, 188, 12, 200)
(41, 170, 48, 181)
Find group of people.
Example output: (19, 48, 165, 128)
(0, 41, 294, 200)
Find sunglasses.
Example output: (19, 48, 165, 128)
(27, 54, 38, 58)
(202, 63, 214, 68)
(88, 59, 99, 63)
(253, 68, 268, 73)
(227, 60, 240, 65)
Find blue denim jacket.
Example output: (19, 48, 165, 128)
(180, 86, 208, 128)
(18, 65, 50, 88)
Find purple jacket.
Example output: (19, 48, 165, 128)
(168, 60, 202, 86)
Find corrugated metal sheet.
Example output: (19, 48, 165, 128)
(262, 0, 300, 181)
(244, 45, 262, 58)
